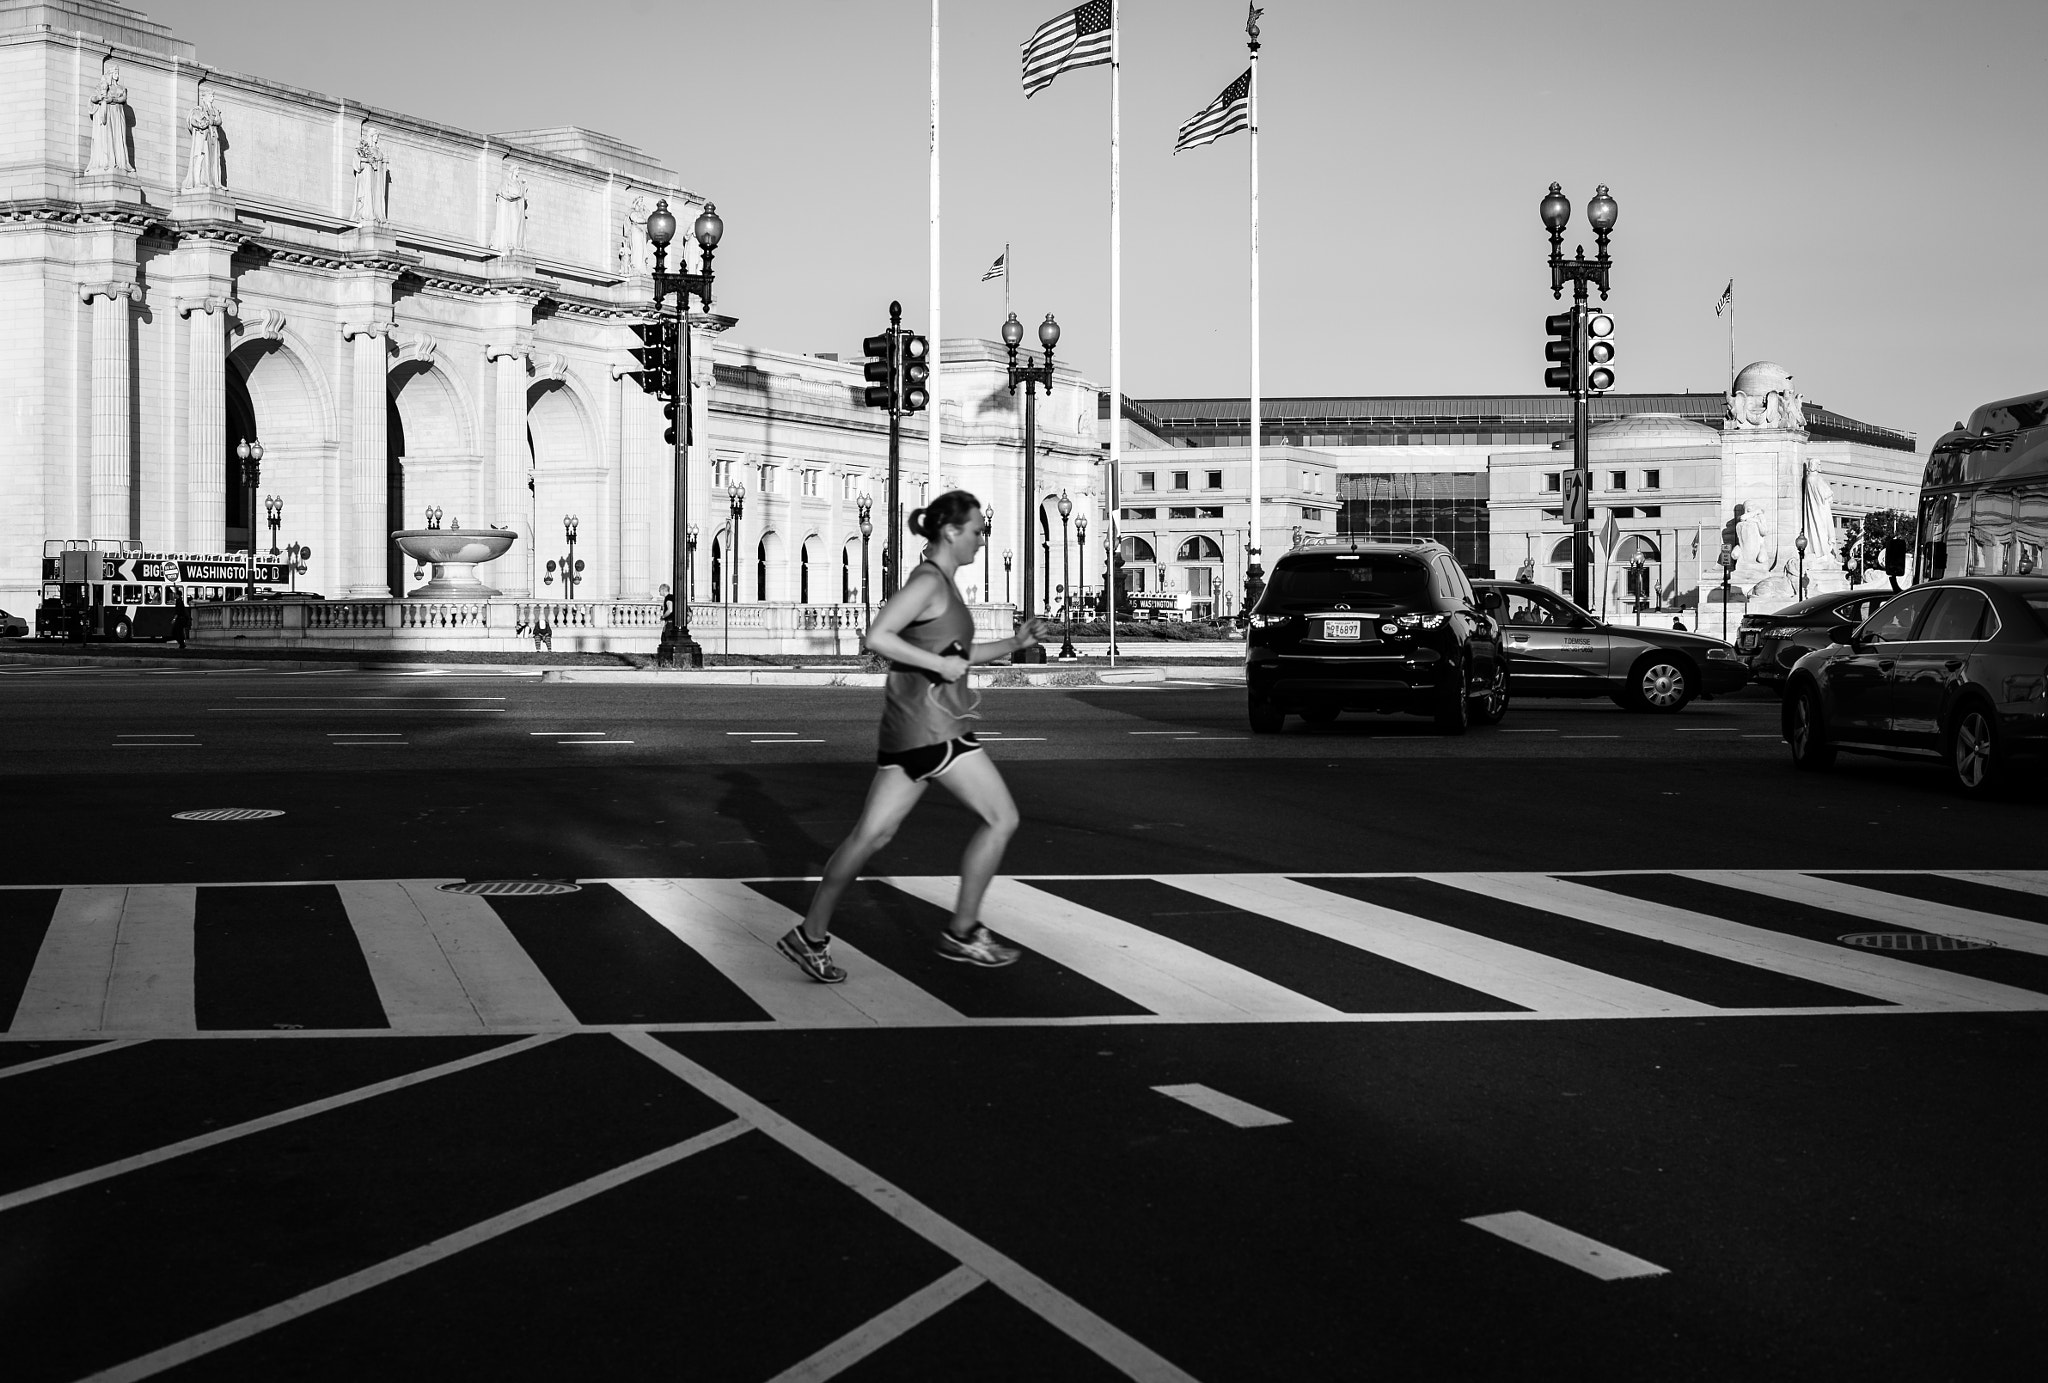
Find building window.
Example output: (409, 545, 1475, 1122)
(1168, 507, 1197, 519)
(1205, 470, 1223, 489)
(1121, 507, 1156, 519)
(1641, 505, 1662, 518)
(1541, 508, 1563, 521)
(1301, 506, 1322, 520)
(1610, 506, 1637, 518)
(1172, 471, 1190, 490)
(1334, 471, 1489, 567)
(1643, 469, 1661, 490)
(800, 469, 819, 497)
(1197, 506, 1223, 518)
(1137, 471, 1155, 491)
(1608, 470, 1627, 491)
(1544, 472, 1562, 493)
(760, 463, 778, 491)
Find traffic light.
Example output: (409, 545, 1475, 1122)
(899, 334, 930, 413)
(663, 399, 690, 448)
(1543, 311, 1576, 391)
(861, 331, 896, 410)
(1583, 311, 1616, 392)
(630, 321, 673, 397)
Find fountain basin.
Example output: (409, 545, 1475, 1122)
(393, 527, 516, 598)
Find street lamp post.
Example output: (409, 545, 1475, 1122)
(1075, 513, 1088, 615)
(1718, 543, 1738, 641)
(1056, 490, 1075, 658)
(686, 524, 699, 601)
(235, 437, 263, 598)
(644, 197, 723, 669)
(264, 495, 283, 557)
(545, 514, 584, 600)
(856, 492, 874, 626)
(1004, 549, 1013, 606)
(727, 481, 745, 605)
(1538, 181, 1618, 612)
(981, 503, 994, 608)
(1001, 310, 1059, 665)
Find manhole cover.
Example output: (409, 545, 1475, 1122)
(1839, 931, 1994, 952)
(171, 808, 285, 823)
(437, 880, 582, 897)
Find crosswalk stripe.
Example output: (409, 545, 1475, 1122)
(1173, 874, 1710, 1016)
(10, 886, 126, 1034)
(610, 879, 964, 1027)
(1943, 870, 2048, 899)
(393, 883, 577, 1029)
(335, 882, 488, 1030)
(102, 886, 197, 1033)
(1453, 874, 2048, 1012)
(1704, 872, 2048, 956)
(894, 875, 1335, 1020)
(11, 887, 197, 1036)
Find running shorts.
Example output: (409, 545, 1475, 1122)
(877, 733, 982, 783)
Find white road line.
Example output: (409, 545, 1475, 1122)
(1169, 874, 1710, 1017)
(753, 739, 824, 744)
(335, 883, 485, 1030)
(766, 1266, 983, 1383)
(1127, 731, 1184, 735)
(729, 731, 798, 736)
(0, 1039, 142, 1082)
(0, 1035, 557, 1217)
(116, 734, 194, 738)
(562, 740, 636, 745)
(619, 1033, 1200, 1383)
(988, 737, 1046, 741)
(14, 887, 172, 1035)
(529, 731, 606, 736)
(1443, 874, 2048, 1012)
(1945, 870, 2048, 899)
(1500, 729, 1557, 733)
(1561, 735, 1620, 739)
(1152, 1083, 1291, 1128)
(113, 742, 203, 746)
(892, 876, 1337, 1020)
(232, 695, 509, 701)
(1700, 871, 2048, 957)
(394, 883, 579, 1029)
(611, 878, 963, 1028)
(101, 886, 197, 1034)
(334, 741, 410, 746)
(80, 1117, 750, 1383)
(327, 733, 402, 738)
(1464, 1211, 1668, 1281)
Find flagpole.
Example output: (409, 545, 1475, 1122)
(1246, 14, 1263, 612)
(929, 0, 943, 503)
(1727, 280, 1735, 390)
(1107, 0, 1121, 667)
(1005, 242, 1011, 316)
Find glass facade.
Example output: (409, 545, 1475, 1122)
(1337, 472, 1489, 567)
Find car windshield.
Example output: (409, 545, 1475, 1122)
(1261, 554, 1430, 611)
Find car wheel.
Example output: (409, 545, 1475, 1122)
(109, 615, 133, 642)
(1248, 694, 1285, 734)
(1433, 658, 1470, 735)
(1472, 662, 1509, 725)
(1626, 656, 1692, 713)
(1785, 683, 1835, 771)
(1946, 700, 2004, 796)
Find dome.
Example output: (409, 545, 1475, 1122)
(1732, 360, 1793, 396)
(1588, 412, 1720, 450)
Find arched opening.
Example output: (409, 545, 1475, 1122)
(1176, 535, 1222, 561)
(1118, 534, 1154, 594)
(226, 336, 333, 585)
(755, 538, 769, 601)
(385, 394, 406, 595)
(225, 369, 257, 551)
(799, 537, 817, 604)
(710, 533, 725, 601)
(1613, 534, 1661, 563)
(526, 379, 599, 600)
(842, 541, 853, 603)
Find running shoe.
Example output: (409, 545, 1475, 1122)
(936, 924, 1020, 968)
(777, 928, 847, 984)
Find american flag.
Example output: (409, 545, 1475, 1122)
(981, 252, 1007, 282)
(1174, 69, 1252, 153)
(1714, 279, 1734, 315)
(1022, 0, 1113, 99)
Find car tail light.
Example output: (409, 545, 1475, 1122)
(1395, 613, 1448, 630)
(1248, 613, 1296, 629)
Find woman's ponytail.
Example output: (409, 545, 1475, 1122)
(908, 489, 980, 540)
(907, 506, 929, 538)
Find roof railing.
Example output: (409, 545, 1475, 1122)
(1290, 534, 1441, 550)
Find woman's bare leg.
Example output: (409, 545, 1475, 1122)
(933, 751, 1021, 936)
(801, 767, 927, 941)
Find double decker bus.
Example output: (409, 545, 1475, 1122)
(1917, 390, 2048, 582)
(36, 539, 287, 641)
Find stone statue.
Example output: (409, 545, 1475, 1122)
(352, 125, 388, 223)
(184, 94, 225, 191)
(491, 159, 529, 253)
(1801, 467, 1836, 567)
(1731, 501, 1776, 585)
(85, 66, 134, 175)
(1726, 360, 1807, 434)
(624, 194, 653, 273)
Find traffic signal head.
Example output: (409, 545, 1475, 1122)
(1543, 311, 1575, 392)
(1584, 312, 1615, 392)
(899, 334, 930, 413)
(861, 331, 895, 410)
(629, 321, 673, 397)
(662, 399, 690, 448)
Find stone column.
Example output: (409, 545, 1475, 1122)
(616, 374, 650, 600)
(487, 345, 531, 597)
(82, 280, 142, 539)
(343, 320, 392, 596)
(181, 297, 231, 552)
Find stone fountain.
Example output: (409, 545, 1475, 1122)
(391, 524, 517, 598)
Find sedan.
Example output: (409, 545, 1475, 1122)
(1736, 588, 1897, 688)
(1473, 580, 1748, 712)
(1783, 576, 2048, 794)
(0, 608, 28, 638)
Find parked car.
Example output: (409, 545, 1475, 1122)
(0, 608, 27, 637)
(1736, 589, 1897, 688)
(1783, 576, 2048, 794)
(1244, 537, 1507, 734)
(1471, 579, 1748, 712)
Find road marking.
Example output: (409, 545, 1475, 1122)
(729, 731, 798, 736)
(1674, 727, 1739, 731)
(1127, 731, 1185, 735)
(1173, 736, 1247, 742)
(1501, 729, 1557, 733)
(1173, 874, 1710, 1017)
(1152, 1083, 1291, 1128)
(14, 886, 196, 1036)
(1946, 870, 2048, 899)
(328, 732, 402, 737)
(116, 734, 194, 738)
(232, 695, 509, 701)
(0, 1039, 142, 1082)
(335, 882, 487, 1029)
(0, 1035, 556, 1217)
(989, 737, 1046, 741)
(80, 1116, 750, 1383)
(113, 742, 202, 746)
(389, 882, 579, 1029)
(766, 1266, 984, 1383)
(562, 740, 636, 745)
(334, 741, 409, 746)
(1561, 735, 1620, 739)
(1463, 1211, 1668, 1280)
(619, 1032, 1200, 1383)
(1741, 733, 1779, 738)
(208, 707, 505, 713)
(1704, 871, 2048, 958)
(529, 731, 606, 736)
(754, 739, 825, 744)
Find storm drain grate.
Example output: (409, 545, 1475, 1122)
(438, 879, 582, 897)
(1839, 931, 1995, 953)
(171, 808, 285, 823)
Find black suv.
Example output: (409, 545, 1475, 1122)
(1243, 537, 1507, 734)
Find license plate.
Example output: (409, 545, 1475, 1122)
(1323, 619, 1361, 640)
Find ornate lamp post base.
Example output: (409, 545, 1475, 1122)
(657, 623, 704, 669)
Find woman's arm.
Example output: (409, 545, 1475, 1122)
(966, 616, 1053, 665)
(861, 572, 966, 680)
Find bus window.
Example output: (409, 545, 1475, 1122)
(1919, 493, 1957, 580)
(1972, 491, 2014, 574)
(144, 586, 162, 606)
(2017, 484, 2048, 576)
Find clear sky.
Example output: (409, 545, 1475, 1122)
(151, 0, 2048, 448)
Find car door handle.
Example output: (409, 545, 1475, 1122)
(1944, 659, 1963, 672)
(1877, 660, 1895, 672)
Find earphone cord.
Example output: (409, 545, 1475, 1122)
(929, 678, 983, 722)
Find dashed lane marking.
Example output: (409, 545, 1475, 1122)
(765, 1266, 984, 1383)
(1152, 1083, 1291, 1128)
(1463, 1211, 1669, 1281)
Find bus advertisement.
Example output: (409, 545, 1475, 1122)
(35, 539, 289, 641)
(1917, 390, 2048, 584)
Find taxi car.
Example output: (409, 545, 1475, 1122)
(1471, 579, 1748, 712)
(1735, 589, 1896, 689)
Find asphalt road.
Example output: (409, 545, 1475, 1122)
(4, 669, 2045, 1380)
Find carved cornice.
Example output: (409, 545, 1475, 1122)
(176, 294, 236, 319)
(531, 352, 569, 383)
(394, 332, 439, 365)
(78, 280, 143, 305)
(240, 307, 288, 342)
(2, 199, 158, 231)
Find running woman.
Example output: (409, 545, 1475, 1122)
(778, 490, 1049, 983)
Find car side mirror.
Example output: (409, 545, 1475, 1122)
(1828, 622, 1858, 646)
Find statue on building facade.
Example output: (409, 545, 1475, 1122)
(184, 94, 226, 191)
(1726, 501, 1777, 587)
(85, 66, 134, 175)
(623, 194, 653, 273)
(1726, 360, 1808, 433)
(1802, 466, 1837, 566)
(352, 125, 389, 223)
(491, 159, 529, 253)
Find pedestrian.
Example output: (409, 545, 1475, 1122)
(779, 490, 1050, 983)
(1671, 616, 1687, 632)
(171, 589, 192, 649)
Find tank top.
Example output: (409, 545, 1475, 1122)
(877, 561, 978, 752)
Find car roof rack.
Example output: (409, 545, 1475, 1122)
(1289, 534, 1444, 551)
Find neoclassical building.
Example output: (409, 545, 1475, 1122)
(0, 0, 1109, 623)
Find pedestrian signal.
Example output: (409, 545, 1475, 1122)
(1584, 312, 1616, 392)
(900, 334, 931, 413)
(861, 331, 896, 410)
(1543, 311, 1576, 392)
